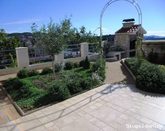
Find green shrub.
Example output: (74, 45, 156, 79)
(64, 62, 73, 70)
(79, 60, 85, 67)
(62, 70, 98, 94)
(40, 67, 53, 75)
(80, 77, 93, 90)
(64, 72, 83, 94)
(91, 58, 106, 81)
(91, 62, 99, 72)
(48, 81, 70, 101)
(126, 58, 165, 93)
(147, 50, 158, 63)
(125, 58, 138, 74)
(159, 65, 165, 72)
(4, 78, 23, 91)
(73, 63, 79, 68)
(20, 79, 43, 97)
(136, 62, 165, 93)
(79, 57, 90, 69)
(28, 70, 39, 77)
(67, 80, 82, 94)
(17, 68, 29, 78)
(91, 77, 100, 87)
(4, 62, 101, 111)
(55, 63, 62, 72)
(17, 95, 44, 110)
(83, 57, 90, 69)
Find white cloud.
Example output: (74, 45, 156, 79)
(146, 30, 165, 36)
(1, 19, 40, 25)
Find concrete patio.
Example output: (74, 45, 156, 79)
(0, 84, 165, 131)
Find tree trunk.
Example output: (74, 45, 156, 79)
(52, 55, 55, 77)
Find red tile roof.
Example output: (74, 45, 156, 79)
(116, 24, 140, 33)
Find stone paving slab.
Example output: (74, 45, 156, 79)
(0, 74, 17, 82)
(105, 61, 135, 84)
(0, 87, 20, 125)
(0, 84, 165, 131)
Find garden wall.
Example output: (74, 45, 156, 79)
(0, 42, 99, 75)
(142, 40, 165, 64)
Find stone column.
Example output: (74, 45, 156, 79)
(16, 47, 29, 68)
(55, 51, 64, 64)
(80, 42, 89, 58)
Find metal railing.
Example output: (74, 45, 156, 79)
(64, 44, 81, 59)
(28, 48, 52, 64)
(28, 44, 82, 63)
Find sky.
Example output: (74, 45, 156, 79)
(0, 0, 165, 36)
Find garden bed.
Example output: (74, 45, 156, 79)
(3, 58, 106, 115)
(124, 58, 165, 94)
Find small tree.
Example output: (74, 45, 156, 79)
(136, 36, 144, 59)
(32, 19, 72, 75)
(0, 29, 20, 67)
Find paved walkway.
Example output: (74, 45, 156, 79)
(105, 61, 134, 84)
(0, 85, 20, 125)
(0, 74, 20, 125)
(0, 74, 17, 82)
(0, 84, 165, 131)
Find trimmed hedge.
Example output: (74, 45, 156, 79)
(40, 67, 53, 75)
(79, 57, 90, 69)
(48, 80, 71, 101)
(136, 62, 164, 93)
(125, 58, 148, 75)
(64, 62, 73, 70)
(17, 68, 39, 78)
(125, 58, 165, 94)
(62, 71, 90, 94)
(28, 70, 39, 77)
(4, 78, 23, 92)
(17, 68, 29, 78)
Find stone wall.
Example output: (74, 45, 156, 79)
(114, 34, 130, 56)
(115, 34, 130, 49)
(142, 40, 165, 64)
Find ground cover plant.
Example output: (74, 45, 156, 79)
(3, 58, 105, 112)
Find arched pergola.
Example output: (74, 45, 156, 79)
(99, 0, 142, 56)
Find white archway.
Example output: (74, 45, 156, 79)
(99, 0, 142, 55)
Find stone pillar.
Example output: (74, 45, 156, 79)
(118, 53, 121, 60)
(80, 42, 89, 58)
(16, 47, 29, 68)
(55, 51, 64, 64)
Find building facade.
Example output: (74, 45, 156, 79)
(114, 19, 147, 57)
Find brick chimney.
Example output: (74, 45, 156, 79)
(122, 18, 135, 28)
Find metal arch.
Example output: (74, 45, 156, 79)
(99, 0, 142, 53)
